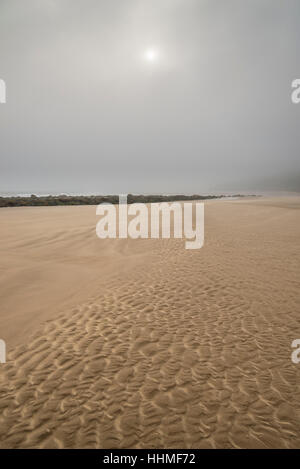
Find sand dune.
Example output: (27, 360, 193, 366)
(0, 197, 300, 448)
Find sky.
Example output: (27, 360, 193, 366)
(0, 0, 299, 195)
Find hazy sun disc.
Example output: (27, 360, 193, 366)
(144, 49, 158, 62)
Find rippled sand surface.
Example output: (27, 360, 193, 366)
(0, 197, 300, 448)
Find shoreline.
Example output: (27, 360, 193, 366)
(0, 193, 258, 208)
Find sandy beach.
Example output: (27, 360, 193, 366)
(0, 196, 300, 448)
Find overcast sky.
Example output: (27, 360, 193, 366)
(0, 0, 299, 195)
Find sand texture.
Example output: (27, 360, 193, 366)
(0, 197, 300, 448)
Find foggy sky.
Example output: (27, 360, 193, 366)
(0, 0, 300, 194)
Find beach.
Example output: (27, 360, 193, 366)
(0, 196, 300, 448)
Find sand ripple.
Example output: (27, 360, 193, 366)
(0, 198, 300, 448)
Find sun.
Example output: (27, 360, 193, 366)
(144, 48, 159, 62)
